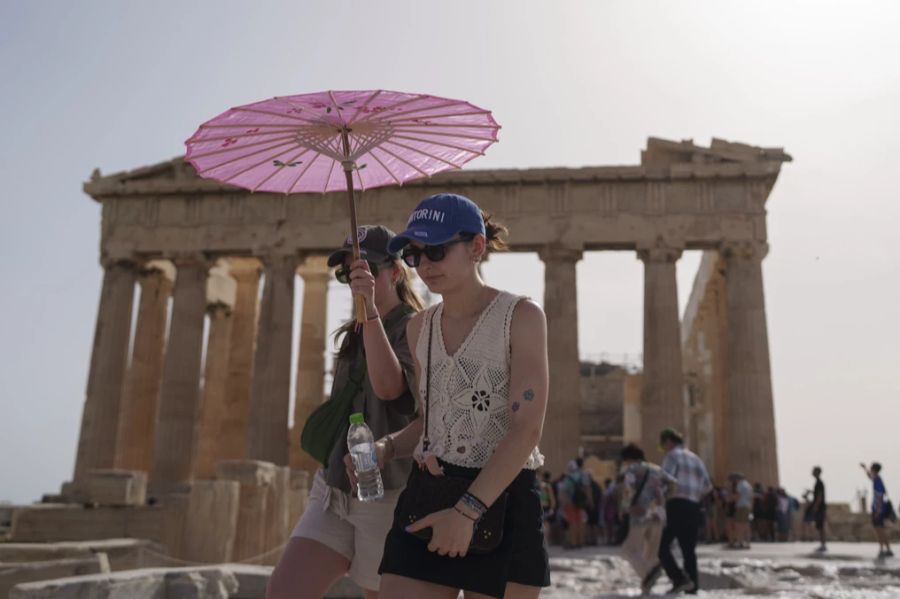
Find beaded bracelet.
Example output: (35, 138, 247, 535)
(460, 492, 488, 516)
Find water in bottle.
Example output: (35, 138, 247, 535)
(347, 412, 384, 501)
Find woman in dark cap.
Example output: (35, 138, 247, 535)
(268, 225, 424, 599)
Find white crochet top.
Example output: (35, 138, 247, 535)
(413, 290, 545, 470)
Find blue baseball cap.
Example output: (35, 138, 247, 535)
(388, 193, 486, 253)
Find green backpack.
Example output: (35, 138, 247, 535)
(299, 305, 413, 466)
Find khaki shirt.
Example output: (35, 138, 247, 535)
(324, 304, 417, 493)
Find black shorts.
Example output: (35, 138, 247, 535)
(379, 460, 551, 598)
(872, 511, 886, 528)
(814, 510, 826, 530)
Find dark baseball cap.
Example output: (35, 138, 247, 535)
(387, 193, 486, 253)
(327, 225, 400, 267)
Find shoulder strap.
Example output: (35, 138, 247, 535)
(422, 308, 435, 452)
(632, 467, 651, 506)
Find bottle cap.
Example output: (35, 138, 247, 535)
(349, 412, 364, 425)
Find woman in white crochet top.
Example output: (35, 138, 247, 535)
(363, 193, 551, 599)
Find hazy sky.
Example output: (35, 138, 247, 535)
(1, 1, 898, 506)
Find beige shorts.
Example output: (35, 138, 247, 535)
(291, 469, 402, 591)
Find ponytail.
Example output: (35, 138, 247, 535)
(481, 210, 509, 253)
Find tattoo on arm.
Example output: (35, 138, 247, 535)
(511, 401, 521, 412)
(523, 389, 535, 401)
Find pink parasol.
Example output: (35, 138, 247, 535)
(185, 89, 500, 321)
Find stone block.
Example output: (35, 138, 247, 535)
(9, 566, 238, 599)
(0, 553, 110, 599)
(220, 564, 271, 599)
(159, 491, 191, 558)
(0, 538, 168, 571)
(83, 469, 147, 506)
(215, 460, 277, 563)
(8, 504, 169, 545)
(288, 470, 310, 531)
(262, 467, 290, 565)
(215, 460, 277, 487)
(182, 480, 240, 564)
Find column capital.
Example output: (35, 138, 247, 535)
(538, 244, 583, 264)
(720, 241, 769, 262)
(296, 255, 331, 283)
(226, 257, 263, 281)
(259, 252, 301, 271)
(138, 259, 176, 282)
(637, 240, 683, 263)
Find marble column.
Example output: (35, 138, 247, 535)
(191, 262, 237, 479)
(638, 243, 685, 464)
(218, 259, 262, 463)
(721, 241, 779, 486)
(538, 245, 583, 477)
(150, 254, 212, 494)
(114, 261, 174, 473)
(290, 255, 331, 472)
(246, 254, 298, 465)
(74, 258, 138, 481)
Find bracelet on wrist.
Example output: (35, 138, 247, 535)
(460, 492, 488, 517)
(453, 505, 479, 522)
(381, 434, 396, 462)
(365, 312, 381, 322)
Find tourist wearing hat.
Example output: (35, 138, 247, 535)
(268, 225, 425, 599)
(657, 428, 712, 595)
(373, 193, 551, 598)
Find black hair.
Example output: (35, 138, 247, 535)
(620, 443, 645, 461)
(575, 457, 584, 468)
(872, 462, 882, 473)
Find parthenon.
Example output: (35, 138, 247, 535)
(72, 135, 789, 502)
(0, 136, 794, 572)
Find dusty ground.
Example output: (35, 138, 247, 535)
(543, 542, 900, 598)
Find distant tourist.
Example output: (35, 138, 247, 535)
(702, 485, 724, 544)
(658, 428, 712, 594)
(539, 471, 557, 545)
(559, 459, 593, 548)
(729, 473, 753, 549)
(775, 488, 793, 542)
(807, 466, 828, 552)
(603, 478, 621, 545)
(617, 443, 677, 594)
(587, 472, 603, 546)
(763, 486, 779, 542)
(861, 462, 895, 558)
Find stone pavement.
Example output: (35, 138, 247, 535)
(546, 542, 900, 598)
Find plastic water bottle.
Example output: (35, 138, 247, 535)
(347, 412, 384, 501)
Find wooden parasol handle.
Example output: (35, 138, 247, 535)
(341, 129, 366, 325)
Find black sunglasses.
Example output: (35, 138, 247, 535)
(334, 260, 392, 284)
(401, 234, 475, 268)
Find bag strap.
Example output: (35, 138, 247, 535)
(422, 308, 435, 452)
(632, 467, 651, 507)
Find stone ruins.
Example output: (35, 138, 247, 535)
(6, 137, 815, 596)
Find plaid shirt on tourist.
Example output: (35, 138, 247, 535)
(661, 445, 712, 504)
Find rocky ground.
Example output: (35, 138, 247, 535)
(545, 542, 900, 598)
(8, 541, 900, 597)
